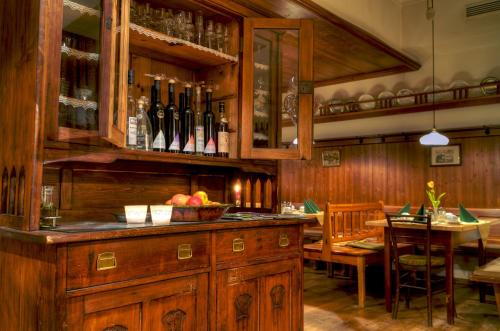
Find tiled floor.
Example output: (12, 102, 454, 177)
(303, 266, 500, 331)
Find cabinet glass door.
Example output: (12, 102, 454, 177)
(56, 0, 124, 145)
(241, 19, 313, 160)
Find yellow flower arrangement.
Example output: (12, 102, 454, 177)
(426, 180, 446, 211)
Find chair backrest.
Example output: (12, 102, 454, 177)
(322, 201, 385, 258)
(385, 213, 432, 270)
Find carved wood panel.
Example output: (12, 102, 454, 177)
(270, 284, 285, 309)
(234, 293, 252, 321)
(162, 309, 186, 331)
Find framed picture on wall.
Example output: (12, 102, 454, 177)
(430, 145, 461, 166)
(322, 150, 341, 167)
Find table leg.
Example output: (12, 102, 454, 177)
(494, 284, 500, 317)
(445, 243, 454, 325)
(478, 238, 486, 303)
(384, 228, 392, 312)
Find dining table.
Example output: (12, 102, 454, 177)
(366, 218, 496, 325)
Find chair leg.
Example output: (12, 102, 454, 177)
(426, 269, 433, 327)
(357, 258, 366, 308)
(393, 270, 400, 320)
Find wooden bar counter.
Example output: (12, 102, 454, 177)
(0, 218, 312, 330)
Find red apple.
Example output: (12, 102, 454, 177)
(172, 194, 190, 206)
(187, 195, 203, 206)
(192, 191, 209, 205)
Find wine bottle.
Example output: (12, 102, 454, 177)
(126, 69, 137, 150)
(194, 85, 204, 155)
(136, 98, 153, 151)
(203, 88, 216, 156)
(217, 101, 229, 158)
(166, 79, 180, 153)
(178, 92, 185, 151)
(149, 76, 166, 152)
(182, 84, 195, 154)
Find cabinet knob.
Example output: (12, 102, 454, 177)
(96, 252, 117, 271)
(177, 244, 193, 260)
(232, 238, 245, 252)
(279, 233, 289, 248)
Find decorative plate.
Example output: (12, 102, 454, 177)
(396, 89, 415, 106)
(358, 94, 375, 110)
(424, 84, 443, 102)
(377, 91, 395, 107)
(480, 77, 498, 95)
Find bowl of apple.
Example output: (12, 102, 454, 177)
(165, 191, 232, 222)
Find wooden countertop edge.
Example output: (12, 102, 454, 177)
(0, 218, 314, 244)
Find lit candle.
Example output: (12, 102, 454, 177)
(234, 183, 241, 207)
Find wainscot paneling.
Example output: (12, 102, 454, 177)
(280, 132, 499, 211)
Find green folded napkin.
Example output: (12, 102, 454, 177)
(459, 203, 478, 223)
(304, 199, 321, 214)
(398, 202, 411, 215)
(416, 204, 425, 216)
(346, 240, 384, 251)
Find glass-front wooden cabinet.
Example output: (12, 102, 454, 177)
(241, 18, 313, 160)
(45, 2, 313, 160)
(46, 0, 125, 146)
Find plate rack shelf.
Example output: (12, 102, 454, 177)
(283, 82, 500, 126)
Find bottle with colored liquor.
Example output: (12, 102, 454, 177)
(149, 76, 166, 152)
(182, 84, 195, 154)
(126, 69, 137, 150)
(217, 101, 229, 158)
(194, 85, 204, 155)
(203, 87, 216, 156)
(166, 79, 180, 153)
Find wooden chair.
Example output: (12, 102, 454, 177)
(386, 213, 445, 327)
(304, 202, 386, 308)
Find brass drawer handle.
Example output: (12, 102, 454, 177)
(233, 238, 245, 252)
(178, 244, 193, 260)
(279, 234, 289, 248)
(96, 252, 117, 271)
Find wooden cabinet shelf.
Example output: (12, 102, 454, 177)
(129, 23, 238, 69)
(283, 92, 500, 127)
(43, 146, 277, 175)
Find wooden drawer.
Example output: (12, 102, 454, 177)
(66, 233, 210, 290)
(215, 226, 299, 267)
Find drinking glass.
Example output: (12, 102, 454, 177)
(161, 9, 175, 36)
(185, 11, 194, 42)
(174, 10, 186, 39)
(194, 10, 204, 45)
(223, 24, 230, 54)
(205, 20, 214, 49)
(40, 186, 59, 227)
(215, 22, 224, 52)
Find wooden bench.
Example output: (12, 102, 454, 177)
(471, 257, 500, 316)
(304, 202, 386, 308)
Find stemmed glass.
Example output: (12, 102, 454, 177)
(185, 11, 194, 42)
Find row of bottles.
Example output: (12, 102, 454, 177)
(126, 70, 229, 157)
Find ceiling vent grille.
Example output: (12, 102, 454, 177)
(466, 0, 500, 17)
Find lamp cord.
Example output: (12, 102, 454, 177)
(428, 0, 436, 129)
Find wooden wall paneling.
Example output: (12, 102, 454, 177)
(280, 134, 500, 210)
(196, 175, 226, 203)
(60, 168, 73, 210)
(129, 54, 194, 102)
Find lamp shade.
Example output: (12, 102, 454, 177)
(419, 128, 449, 146)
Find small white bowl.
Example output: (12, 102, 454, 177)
(150, 205, 173, 225)
(124, 205, 148, 224)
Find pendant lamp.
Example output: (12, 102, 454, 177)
(419, 0, 449, 146)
